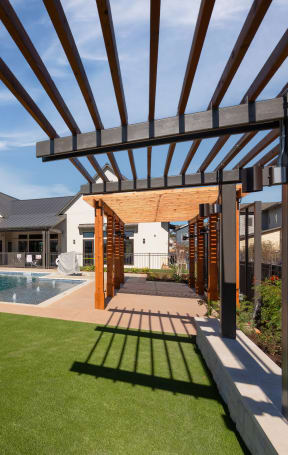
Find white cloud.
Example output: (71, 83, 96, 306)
(0, 165, 73, 199)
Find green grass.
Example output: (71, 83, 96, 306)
(0, 313, 248, 455)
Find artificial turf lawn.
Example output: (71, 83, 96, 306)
(0, 313, 249, 455)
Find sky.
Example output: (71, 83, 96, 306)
(0, 0, 287, 207)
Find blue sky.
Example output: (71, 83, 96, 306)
(0, 0, 287, 206)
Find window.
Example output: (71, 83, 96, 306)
(124, 238, 134, 265)
(83, 232, 94, 238)
(83, 239, 94, 266)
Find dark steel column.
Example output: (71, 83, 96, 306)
(244, 207, 249, 297)
(220, 184, 236, 338)
(281, 100, 288, 417)
(253, 202, 262, 321)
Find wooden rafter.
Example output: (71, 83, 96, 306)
(216, 82, 288, 171)
(147, 146, 152, 179)
(0, 0, 101, 182)
(165, 0, 215, 176)
(178, 0, 215, 115)
(254, 144, 280, 167)
(198, 29, 288, 173)
(180, 0, 272, 174)
(0, 0, 79, 134)
(0, 58, 57, 139)
(234, 129, 279, 169)
(96, 0, 135, 183)
(107, 152, 122, 180)
(87, 156, 108, 182)
(43, 0, 103, 130)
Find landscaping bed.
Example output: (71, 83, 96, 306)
(204, 276, 282, 366)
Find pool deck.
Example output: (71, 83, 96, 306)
(0, 272, 206, 335)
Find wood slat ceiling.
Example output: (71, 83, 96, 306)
(83, 186, 242, 223)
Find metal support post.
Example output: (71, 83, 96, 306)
(220, 184, 236, 339)
(253, 201, 262, 325)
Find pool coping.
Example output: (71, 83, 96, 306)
(0, 275, 90, 307)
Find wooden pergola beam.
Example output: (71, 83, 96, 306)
(0, 58, 57, 139)
(198, 29, 288, 173)
(107, 152, 122, 180)
(234, 128, 279, 169)
(128, 149, 137, 180)
(87, 156, 109, 182)
(0, 0, 80, 134)
(254, 144, 280, 167)
(148, 0, 161, 122)
(120, 221, 125, 284)
(147, 146, 152, 179)
(0, 58, 94, 184)
(94, 200, 105, 309)
(188, 221, 195, 288)
(106, 213, 115, 298)
(114, 217, 121, 289)
(207, 214, 218, 301)
(196, 217, 205, 295)
(216, 82, 288, 171)
(43, 0, 103, 130)
(180, 0, 272, 174)
(164, 143, 176, 177)
(178, 0, 215, 115)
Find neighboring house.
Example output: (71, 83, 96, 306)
(240, 202, 281, 264)
(175, 224, 189, 247)
(0, 165, 169, 269)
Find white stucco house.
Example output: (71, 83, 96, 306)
(0, 165, 169, 269)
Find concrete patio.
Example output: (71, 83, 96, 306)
(0, 274, 206, 335)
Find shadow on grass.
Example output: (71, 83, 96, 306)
(70, 308, 250, 453)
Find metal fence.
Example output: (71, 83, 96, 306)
(0, 252, 58, 268)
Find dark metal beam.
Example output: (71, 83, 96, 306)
(147, 146, 152, 179)
(80, 169, 242, 195)
(216, 82, 288, 171)
(37, 97, 283, 161)
(107, 152, 122, 180)
(199, 30, 288, 172)
(164, 143, 176, 177)
(149, 0, 161, 122)
(177, 0, 215, 115)
(254, 144, 280, 167)
(0, 0, 80, 134)
(128, 149, 137, 180)
(87, 156, 108, 182)
(96, 0, 127, 125)
(43, 0, 103, 130)
(180, 0, 272, 174)
(234, 128, 279, 169)
(0, 58, 57, 139)
(220, 184, 236, 339)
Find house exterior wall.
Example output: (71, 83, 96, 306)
(64, 196, 169, 268)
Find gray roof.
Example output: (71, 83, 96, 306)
(0, 195, 73, 231)
(0, 192, 18, 218)
(240, 202, 280, 212)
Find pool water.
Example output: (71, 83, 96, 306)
(0, 273, 84, 305)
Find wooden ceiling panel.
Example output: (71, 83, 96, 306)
(83, 186, 241, 223)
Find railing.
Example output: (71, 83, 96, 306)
(0, 252, 59, 268)
(78, 252, 188, 270)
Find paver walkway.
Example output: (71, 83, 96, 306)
(0, 275, 206, 335)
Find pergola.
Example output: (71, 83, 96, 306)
(1, 0, 288, 416)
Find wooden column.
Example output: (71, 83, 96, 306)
(196, 217, 205, 295)
(114, 217, 121, 289)
(94, 201, 105, 309)
(207, 214, 218, 301)
(120, 221, 125, 284)
(106, 214, 115, 298)
(188, 221, 195, 288)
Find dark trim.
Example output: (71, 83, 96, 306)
(37, 98, 282, 161)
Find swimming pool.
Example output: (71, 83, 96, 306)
(0, 273, 85, 305)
